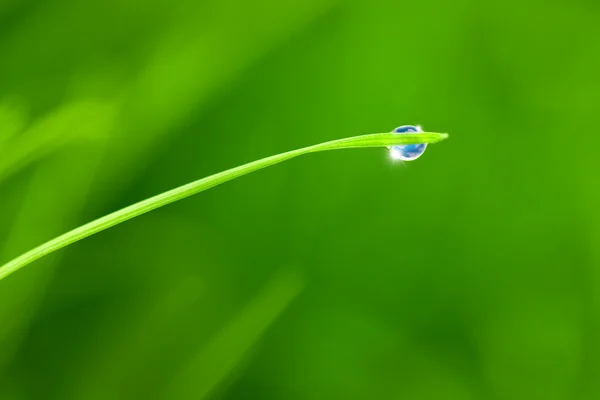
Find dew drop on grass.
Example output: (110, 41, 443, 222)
(389, 125, 427, 161)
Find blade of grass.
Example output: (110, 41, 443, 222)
(165, 268, 304, 400)
(66, 276, 205, 400)
(0, 132, 448, 281)
(0, 101, 112, 184)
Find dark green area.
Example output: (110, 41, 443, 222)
(1, 0, 599, 399)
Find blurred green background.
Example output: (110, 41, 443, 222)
(1, 0, 600, 399)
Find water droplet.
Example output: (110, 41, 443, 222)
(389, 125, 427, 161)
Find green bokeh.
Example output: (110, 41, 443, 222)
(1, 0, 599, 399)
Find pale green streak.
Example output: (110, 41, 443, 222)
(0, 101, 112, 184)
(0, 132, 448, 281)
(166, 268, 304, 399)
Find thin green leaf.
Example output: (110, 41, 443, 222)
(0, 132, 448, 281)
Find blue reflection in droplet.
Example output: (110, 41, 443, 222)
(389, 125, 427, 161)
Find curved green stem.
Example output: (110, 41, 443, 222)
(0, 132, 448, 281)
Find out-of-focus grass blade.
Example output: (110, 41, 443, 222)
(0, 101, 112, 184)
(0, 132, 448, 282)
(64, 277, 205, 400)
(107, 0, 340, 184)
(165, 269, 304, 399)
(0, 105, 114, 371)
